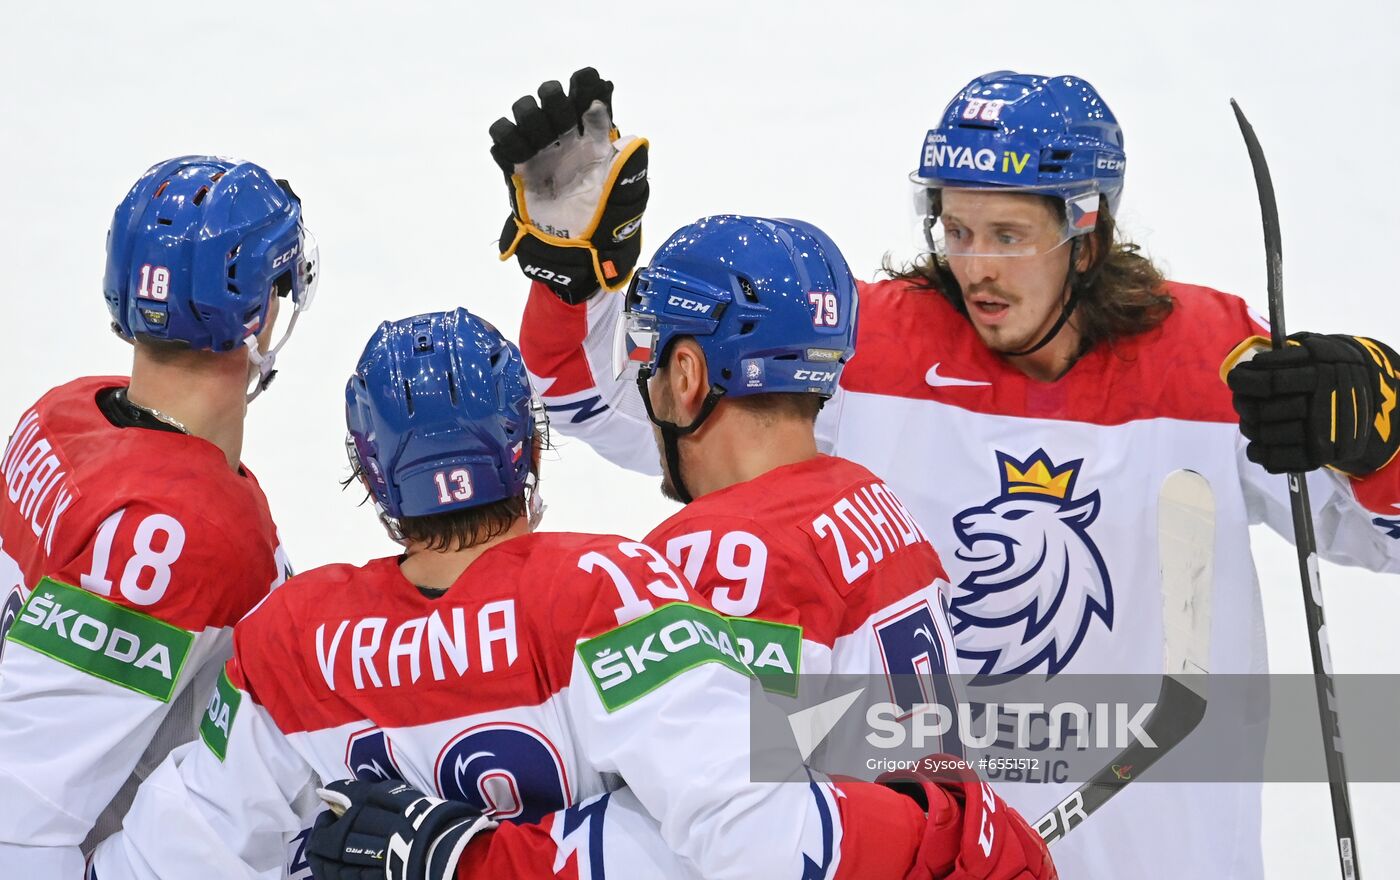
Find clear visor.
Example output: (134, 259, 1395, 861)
(613, 310, 660, 381)
(910, 182, 1100, 259)
(294, 225, 320, 312)
(528, 389, 551, 450)
(245, 224, 320, 401)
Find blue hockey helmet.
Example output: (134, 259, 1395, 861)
(345, 309, 545, 535)
(103, 155, 318, 399)
(615, 214, 856, 398)
(912, 71, 1126, 249)
(614, 214, 856, 502)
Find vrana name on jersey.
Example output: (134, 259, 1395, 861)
(315, 601, 519, 691)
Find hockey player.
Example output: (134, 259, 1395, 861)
(306, 219, 1055, 880)
(0, 155, 313, 875)
(495, 70, 1400, 877)
(97, 307, 1029, 880)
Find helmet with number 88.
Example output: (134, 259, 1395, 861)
(103, 155, 319, 399)
(911, 71, 1126, 257)
(345, 309, 545, 537)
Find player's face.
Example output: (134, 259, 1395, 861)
(940, 190, 1075, 354)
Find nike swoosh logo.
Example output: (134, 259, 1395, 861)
(925, 363, 991, 388)
(786, 687, 865, 761)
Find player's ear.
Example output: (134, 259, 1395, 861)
(669, 340, 709, 416)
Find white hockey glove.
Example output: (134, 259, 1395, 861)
(490, 67, 649, 304)
(307, 780, 497, 880)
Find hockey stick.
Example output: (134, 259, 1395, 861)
(1033, 469, 1214, 845)
(1230, 99, 1361, 880)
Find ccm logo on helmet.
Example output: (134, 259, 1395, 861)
(1095, 156, 1125, 172)
(794, 369, 837, 382)
(271, 243, 300, 269)
(667, 295, 713, 315)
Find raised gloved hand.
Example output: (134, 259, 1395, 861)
(1226, 332, 1400, 475)
(880, 758, 1056, 880)
(306, 779, 496, 880)
(490, 67, 649, 305)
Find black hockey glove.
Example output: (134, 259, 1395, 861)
(490, 67, 649, 305)
(305, 779, 496, 880)
(1226, 331, 1400, 475)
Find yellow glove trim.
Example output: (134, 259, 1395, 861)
(499, 217, 529, 262)
(578, 136, 649, 240)
(501, 137, 648, 293)
(1219, 335, 1272, 383)
(592, 231, 641, 293)
(1354, 336, 1397, 441)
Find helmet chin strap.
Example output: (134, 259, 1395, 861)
(244, 305, 303, 403)
(1004, 237, 1084, 358)
(524, 471, 546, 528)
(636, 373, 724, 504)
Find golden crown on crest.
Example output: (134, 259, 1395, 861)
(1001, 453, 1077, 499)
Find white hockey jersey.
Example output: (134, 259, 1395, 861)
(517, 277, 1400, 879)
(404, 455, 971, 879)
(92, 532, 846, 880)
(0, 378, 289, 878)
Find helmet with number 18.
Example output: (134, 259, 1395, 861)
(103, 155, 319, 401)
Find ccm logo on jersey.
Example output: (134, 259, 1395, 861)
(666, 295, 713, 315)
(793, 369, 836, 382)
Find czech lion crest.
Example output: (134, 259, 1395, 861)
(949, 450, 1114, 678)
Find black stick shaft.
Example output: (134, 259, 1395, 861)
(1230, 98, 1360, 880)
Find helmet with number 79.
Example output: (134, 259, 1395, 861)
(911, 71, 1126, 245)
(345, 309, 545, 538)
(615, 214, 858, 402)
(615, 214, 857, 504)
(103, 155, 319, 400)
